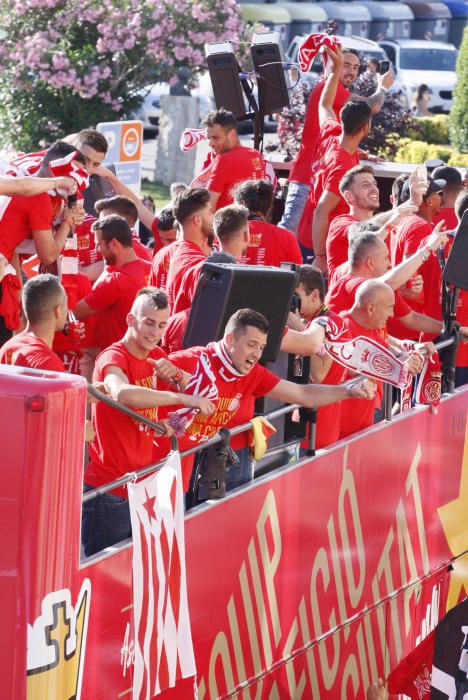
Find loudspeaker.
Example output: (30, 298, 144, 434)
(205, 42, 248, 119)
(182, 263, 297, 362)
(250, 32, 290, 116)
(443, 210, 468, 291)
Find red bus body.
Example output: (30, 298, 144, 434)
(1, 365, 467, 699)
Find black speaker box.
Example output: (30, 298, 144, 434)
(182, 263, 297, 363)
(250, 38, 290, 116)
(206, 53, 247, 119)
(443, 210, 468, 291)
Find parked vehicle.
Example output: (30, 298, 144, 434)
(379, 38, 458, 112)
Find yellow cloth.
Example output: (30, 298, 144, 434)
(248, 416, 277, 461)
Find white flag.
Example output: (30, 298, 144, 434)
(128, 451, 196, 699)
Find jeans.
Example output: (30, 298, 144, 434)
(226, 446, 254, 491)
(455, 367, 468, 388)
(278, 181, 310, 234)
(81, 484, 132, 557)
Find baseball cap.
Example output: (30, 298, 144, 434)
(401, 176, 446, 200)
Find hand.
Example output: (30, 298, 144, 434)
(378, 68, 394, 91)
(415, 341, 436, 356)
(312, 255, 328, 275)
(367, 679, 388, 700)
(406, 352, 424, 376)
(287, 310, 304, 332)
(94, 164, 116, 181)
(460, 326, 468, 342)
(346, 377, 376, 400)
(365, 153, 385, 164)
(184, 395, 216, 416)
(55, 176, 77, 194)
(154, 420, 174, 437)
(403, 274, 424, 297)
(85, 419, 96, 443)
(151, 358, 182, 384)
(425, 220, 447, 251)
(71, 201, 85, 227)
(388, 201, 418, 225)
(408, 167, 428, 207)
(323, 44, 344, 73)
(87, 381, 108, 404)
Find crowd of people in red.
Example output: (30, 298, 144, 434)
(0, 44, 467, 556)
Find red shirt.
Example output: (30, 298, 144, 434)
(85, 258, 151, 350)
(338, 311, 388, 439)
(326, 213, 358, 276)
(0, 193, 52, 261)
(241, 219, 302, 267)
(161, 308, 190, 355)
(132, 231, 153, 262)
(169, 342, 280, 490)
(0, 331, 65, 371)
(149, 240, 181, 290)
(207, 146, 266, 210)
(85, 342, 169, 497)
(392, 213, 432, 266)
(326, 272, 412, 323)
(297, 119, 360, 249)
(290, 80, 350, 184)
(166, 240, 206, 313)
(75, 215, 102, 267)
(433, 207, 458, 231)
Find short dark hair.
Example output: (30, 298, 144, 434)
(432, 165, 462, 193)
(92, 214, 133, 247)
(339, 165, 376, 194)
(455, 190, 468, 222)
(343, 48, 360, 61)
(173, 188, 211, 223)
(392, 174, 409, 206)
(75, 128, 108, 155)
(203, 107, 238, 133)
(135, 287, 168, 310)
(349, 232, 381, 267)
(95, 196, 138, 225)
(22, 274, 65, 324)
(347, 220, 381, 241)
(233, 179, 274, 216)
(207, 251, 237, 265)
(340, 100, 372, 136)
(225, 308, 269, 337)
(43, 141, 86, 167)
(213, 204, 248, 243)
(157, 206, 176, 232)
(297, 265, 325, 302)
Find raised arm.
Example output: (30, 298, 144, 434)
(319, 46, 344, 126)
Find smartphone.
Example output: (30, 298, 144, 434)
(379, 60, 390, 74)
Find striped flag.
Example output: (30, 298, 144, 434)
(128, 451, 196, 699)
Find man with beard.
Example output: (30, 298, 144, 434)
(165, 188, 214, 314)
(74, 215, 151, 351)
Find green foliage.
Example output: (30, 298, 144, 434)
(409, 115, 449, 145)
(449, 26, 468, 152)
(394, 139, 468, 166)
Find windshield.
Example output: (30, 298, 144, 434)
(399, 48, 457, 71)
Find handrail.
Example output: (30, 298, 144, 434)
(83, 335, 457, 503)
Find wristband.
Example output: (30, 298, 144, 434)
(316, 254, 326, 258)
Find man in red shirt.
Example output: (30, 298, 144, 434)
(74, 215, 151, 350)
(204, 108, 267, 210)
(95, 196, 153, 263)
(233, 179, 302, 267)
(326, 230, 446, 339)
(280, 48, 393, 234)
(213, 205, 250, 262)
(297, 47, 372, 269)
(166, 188, 213, 313)
(431, 166, 463, 231)
(0, 274, 67, 371)
(155, 308, 376, 494)
(82, 287, 216, 556)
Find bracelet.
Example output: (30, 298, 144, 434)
(316, 254, 326, 258)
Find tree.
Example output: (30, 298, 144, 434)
(449, 25, 468, 153)
(0, 0, 244, 150)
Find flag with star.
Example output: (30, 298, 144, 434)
(128, 451, 196, 699)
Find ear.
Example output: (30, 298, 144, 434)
(224, 331, 234, 348)
(127, 312, 135, 327)
(342, 190, 354, 205)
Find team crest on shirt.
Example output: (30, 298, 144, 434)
(228, 394, 242, 412)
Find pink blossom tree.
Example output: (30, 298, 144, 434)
(0, 0, 244, 149)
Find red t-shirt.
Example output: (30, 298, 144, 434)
(207, 146, 266, 210)
(85, 342, 170, 497)
(326, 272, 412, 323)
(85, 258, 151, 350)
(338, 311, 387, 439)
(241, 219, 302, 267)
(432, 207, 458, 231)
(290, 80, 350, 184)
(297, 119, 360, 249)
(0, 331, 65, 371)
(326, 213, 358, 276)
(169, 342, 280, 489)
(53, 273, 96, 371)
(149, 240, 181, 290)
(166, 240, 206, 313)
(392, 215, 435, 315)
(0, 193, 52, 261)
(161, 308, 190, 355)
(132, 231, 153, 262)
(75, 215, 102, 267)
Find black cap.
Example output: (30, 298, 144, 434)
(401, 176, 447, 200)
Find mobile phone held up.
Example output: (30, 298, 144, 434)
(379, 60, 390, 75)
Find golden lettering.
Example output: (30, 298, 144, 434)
(395, 500, 419, 635)
(310, 547, 339, 689)
(283, 617, 306, 698)
(338, 465, 365, 609)
(298, 597, 321, 700)
(406, 444, 429, 574)
(239, 561, 263, 693)
(256, 490, 282, 647)
(248, 539, 273, 668)
(341, 653, 360, 699)
(327, 514, 349, 639)
(197, 677, 206, 699)
(356, 621, 370, 692)
(372, 527, 402, 666)
(208, 631, 235, 698)
(363, 612, 378, 682)
(227, 596, 260, 700)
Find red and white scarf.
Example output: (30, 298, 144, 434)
(167, 352, 219, 437)
(298, 33, 342, 73)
